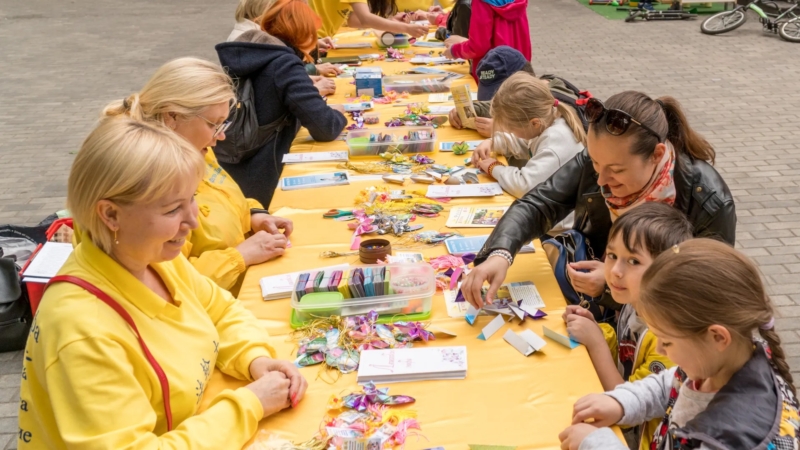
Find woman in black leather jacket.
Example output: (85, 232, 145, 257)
(461, 91, 736, 308)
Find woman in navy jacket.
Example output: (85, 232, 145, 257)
(216, 0, 347, 208)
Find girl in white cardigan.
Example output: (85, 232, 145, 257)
(472, 73, 586, 232)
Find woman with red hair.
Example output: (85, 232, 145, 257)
(216, 0, 347, 208)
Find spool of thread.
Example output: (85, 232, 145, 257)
(359, 239, 392, 264)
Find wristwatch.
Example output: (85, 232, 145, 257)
(250, 208, 270, 216)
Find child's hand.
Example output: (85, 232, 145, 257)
(558, 423, 599, 450)
(314, 77, 336, 97)
(449, 108, 463, 129)
(316, 63, 343, 77)
(426, 11, 440, 25)
(443, 47, 454, 60)
(563, 305, 596, 323)
(566, 314, 604, 350)
(568, 260, 606, 297)
(394, 11, 411, 22)
(444, 35, 468, 48)
(411, 9, 428, 21)
(477, 157, 498, 176)
(572, 394, 624, 427)
(475, 117, 493, 137)
(471, 140, 492, 165)
(428, 5, 444, 13)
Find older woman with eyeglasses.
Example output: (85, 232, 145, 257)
(460, 91, 736, 312)
(103, 57, 292, 293)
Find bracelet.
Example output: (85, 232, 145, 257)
(250, 208, 270, 216)
(488, 249, 513, 267)
(486, 161, 504, 178)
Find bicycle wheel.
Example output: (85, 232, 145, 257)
(625, 10, 643, 22)
(779, 17, 800, 42)
(701, 9, 747, 34)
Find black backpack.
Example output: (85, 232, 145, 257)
(213, 77, 291, 165)
(540, 74, 593, 132)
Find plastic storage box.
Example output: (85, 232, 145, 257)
(289, 263, 434, 328)
(346, 126, 436, 158)
(383, 74, 453, 94)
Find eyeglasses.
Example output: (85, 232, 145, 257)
(197, 115, 232, 139)
(585, 98, 663, 143)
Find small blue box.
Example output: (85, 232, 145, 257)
(354, 67, 382, 97)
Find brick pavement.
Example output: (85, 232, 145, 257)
(0, 0, 798, 445)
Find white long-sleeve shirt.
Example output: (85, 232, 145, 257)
(491, 118, 584, 234)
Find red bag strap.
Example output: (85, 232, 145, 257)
(46, 275, 173, 431)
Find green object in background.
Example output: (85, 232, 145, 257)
(575, 0, 726, 20)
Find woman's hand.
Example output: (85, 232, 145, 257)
(318, 37, 335, 51)
(236, 231, 287, 266)
(245, 371, 291, 418)
(567, 260, 606, 298)
(428, 5, 444, 13)
(475, 117, 493, 137)
(449, 108, 463, 129)
(563, 305, 595, 323)
(315, 63, 343, 77)
(460, 256, 510, 309)
(471, 140, 492, 165)
(565, 314, 605, 351)
(404, 22, 429, 38)
(249, 357, 308, 407)
(314, 77, 336, 96)
(251, 213, 293, 237)
(410, 9, 429, 21)
(394, 11, 411, 22)
(558, 424, 599, 450)
(571, 393, 624, 427)
(476, 157, 498, 176)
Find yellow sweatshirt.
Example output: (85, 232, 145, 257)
(182, 148, 263, 291)
(600, 306, 674, 450)
(18, 237, 274, 449)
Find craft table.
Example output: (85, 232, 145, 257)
(200, 29, 624, 449)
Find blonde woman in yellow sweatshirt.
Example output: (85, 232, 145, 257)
(18, 118, 306, 449)
(103, 57, 291, 293)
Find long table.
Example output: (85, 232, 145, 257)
(200, 29, 622, 449)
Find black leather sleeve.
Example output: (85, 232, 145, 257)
(699, 199, 737, 246)
(475, 150, 589, 264)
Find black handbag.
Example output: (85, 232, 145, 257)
(0, 256, 31, 352)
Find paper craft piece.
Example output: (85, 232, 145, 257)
(520, 304, 547, 319)
(386, 252, 424, 264)
(428, 93, 451, 103)
(445, 289, 470, 318)
(508, 281, 546, 309)
(503, 329, 547, 357)
(543, 326, 580, 349)
(444, 235, 535, 256)
(280, 172, 349, 191)
(413, 41, 445, 48)
(282, 151, 348, 164)
(452, 84, 477, 129)
(477, 314, 506, 340)
(469, 445, 517, 450)
(429, 326, 457, 337)
(446, 206, 508, 228)
(440, 140, 483, 152)
(410, 56, 466, 65)
(426, 183, 504, 199)
(356, 346, 467, 384)
(428, 105, 454, 115)
(508, 304, 526, 322)
(465, 304, 480, 325)
(22, 242, 73, 279)
(334, 42, 373, 49)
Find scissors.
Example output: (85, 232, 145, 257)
(323, 209, 354, 219)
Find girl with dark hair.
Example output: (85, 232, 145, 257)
(560, 239, 800, 450)
(460, 91, 736, 310)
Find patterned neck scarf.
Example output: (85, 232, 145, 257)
(603, 141, 676, 222)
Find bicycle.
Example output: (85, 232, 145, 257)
(700, 0, 800, 42)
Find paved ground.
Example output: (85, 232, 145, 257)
(0, 0, 798, 445)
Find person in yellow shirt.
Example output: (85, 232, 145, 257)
(563, 203, 690, 450)
(103, 57, 291, 293)
(310, 0, 428, 38)
(18, 118, 307, 449)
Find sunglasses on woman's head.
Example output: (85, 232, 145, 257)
(585, 98, 664, 143)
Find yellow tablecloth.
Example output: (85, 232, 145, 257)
(200, 29, 623, 450)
